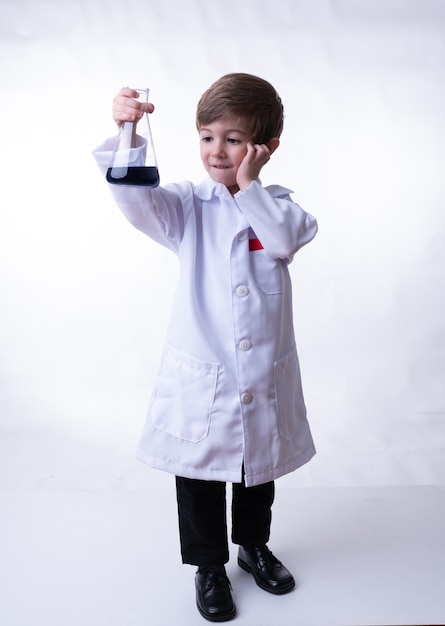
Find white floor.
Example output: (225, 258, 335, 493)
(1, 484, 444, 626)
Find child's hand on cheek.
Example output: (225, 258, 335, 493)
(236, 142, 271, 191)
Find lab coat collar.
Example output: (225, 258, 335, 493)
(194, 176, 231, 201)
(194, 176, 266, 201)
(194, 176, 294, 201)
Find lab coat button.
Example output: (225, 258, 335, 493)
(239, 339, 252, 351)
(237, 231, 248, 241)
(241, 392, 252, 404)
(236, 285, 249, 297)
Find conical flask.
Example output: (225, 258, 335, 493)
(106, 88, 160, 188)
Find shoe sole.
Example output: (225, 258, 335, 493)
(196, 590, 236, 622)
(237, 557, 296, 595)
(196, 601, 236, 623)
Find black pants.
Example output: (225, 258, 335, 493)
(175, 476, 275, 566)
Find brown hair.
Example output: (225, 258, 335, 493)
(196, 73, 284, 144)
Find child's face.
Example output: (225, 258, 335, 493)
(198, 116, 253, 194)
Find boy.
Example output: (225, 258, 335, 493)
(94, 73, 318, 622)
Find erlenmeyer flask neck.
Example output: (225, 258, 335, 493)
(134, 88, 148, 101)
(106, 87, 160, 188)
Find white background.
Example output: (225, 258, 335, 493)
(2, 3, 445, 625)
(1, 0, 444, 492)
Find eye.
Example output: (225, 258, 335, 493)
(227, 137, 241, 144)
(201, 135, 213, 143)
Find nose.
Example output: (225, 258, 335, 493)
(211, 139, 226, 158)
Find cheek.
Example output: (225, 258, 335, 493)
(234, 148, 248, 166)
(199, 144, 209, 160)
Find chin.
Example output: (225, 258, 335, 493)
(212, 174, 236, 187)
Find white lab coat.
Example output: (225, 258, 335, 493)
(93, 138, 318, 486)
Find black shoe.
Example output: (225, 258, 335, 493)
(238, 545, 295, 595)
(195, 565, 236, 622)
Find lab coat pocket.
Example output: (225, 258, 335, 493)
(250, 250, 285, 294)
(274, 347, 307, 440)
(149, 345, 219, 443)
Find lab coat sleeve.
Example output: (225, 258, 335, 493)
(92, 137, 186, 252)
(234, 180, 318, 260)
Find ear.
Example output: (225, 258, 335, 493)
(267, 137, 280, 155)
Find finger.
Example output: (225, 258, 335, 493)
(113, 103, 142, 123)
(118, 96, 154, 115)
(254, 143, 271, 157)
(244, 142, 257, 160)
(114, 101, 154, 119)
(250, 144, 271, 166)
(118, 86, 140, 98)
(113, 93, 154, 123)
(141, 102, 155, 114)
(241, 143, 269, 173)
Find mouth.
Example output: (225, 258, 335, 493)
(211, 164, 230, 170)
